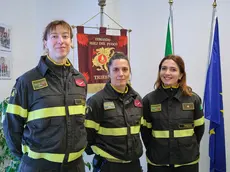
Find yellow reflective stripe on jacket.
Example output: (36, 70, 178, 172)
(140, 117, 144, 125)
(68, 148, 86, 162)
(152, 129, 194, 138)
(174, 158, 199, 167)
(142, 119, 152, 128)
(194, 116, 204, 127)
(147, 156, 199, 167)
(27, 105, 85, 122)
(152, 130, 169, 138)
(146, 156, 169, 166)
(131, 125, 140, 134)
(69, 105, 85, 115)
(22, 145, 85, 163)
(27, 107, 66, 122)
(97, 125, 140, 136)
(91, 146, 131, 163)
(174, 129, 194, 138)
(6, 104, 28, 118)
(84, 119, 100, 131)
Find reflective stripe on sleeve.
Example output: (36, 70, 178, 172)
(142, 119, 152, 128)
(84, 119, 100, 131)
(194, 116, 204, 127)
(6, 104, 28, 118)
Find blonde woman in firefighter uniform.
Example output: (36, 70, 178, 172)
(3, 20, 87, 172)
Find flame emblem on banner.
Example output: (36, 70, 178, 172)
(92, 47, 115, 71)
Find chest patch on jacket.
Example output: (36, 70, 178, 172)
(103, 102, 115, 110)
(32, 78, 48, 90)
(182, 103, 194, 110)
(151, 104, 161, 112)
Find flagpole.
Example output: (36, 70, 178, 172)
(207, 0, 217, 65)
(204, 0, 217, 100)
(169, 0, 175, 54)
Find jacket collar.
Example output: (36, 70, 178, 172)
(103, 82, 137, 100)
(155, 86, 183, 102)
(36, 55, 77, 77)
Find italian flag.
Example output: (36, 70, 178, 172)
(165, 16, 173, 56)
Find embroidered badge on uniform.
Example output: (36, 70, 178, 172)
(10, 87, 17, 97)
(182, 103, 194, 110)
(103, 102, 115, 110)
(134, 99, 142, 107)
(179, 123, 194, 129)
(74, 99, 86, 105)
(32, 78, 48, 90)
(75, 79, 86, 87)
(200, 104, 203, 110)
(151, 104, 161, 112)
(86, 106, 92, 114)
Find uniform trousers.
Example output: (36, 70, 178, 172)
(147, 163, 198, 172)
(18, 156, 85, 172)
(98, 159, 143, 172)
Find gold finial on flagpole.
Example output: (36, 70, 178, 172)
(169, 0, 173, 5)
(213, 0, 217, 8)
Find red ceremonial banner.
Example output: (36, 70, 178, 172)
(77, 26, 128, 93)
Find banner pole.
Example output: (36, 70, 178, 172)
(98, 0, 106, 27)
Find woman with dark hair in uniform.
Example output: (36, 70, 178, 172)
(85, 52, 143, 172)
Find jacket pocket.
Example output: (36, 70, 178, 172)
(103, 109, 125, 127)
(132, 135, 143, 159)
(29, 117, 64, 150)
(147, 138, 169, 164)
(74, 115, 87, 150)
(177, 137, 199, 163)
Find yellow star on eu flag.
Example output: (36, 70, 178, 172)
(209, 128, 215, 135)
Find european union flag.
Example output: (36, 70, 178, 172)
(204, 17, 226, 172)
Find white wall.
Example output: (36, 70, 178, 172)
(1, 0, 230, 171)
(0, 0, 37, 101)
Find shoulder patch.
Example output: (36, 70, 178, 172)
(75, 78, 86, 87)
(86, 106, 92, 114)
(200, 104, 203, 110)
(182, 103, 194, 110)
(134, 99, 142, 108)
(32, 78, 48, 90)
(10, 87, 17, 97)
(151, 104, 161, 112)
(103, 101, 115, 110)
